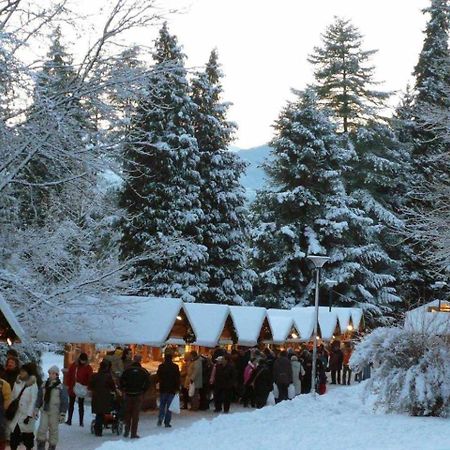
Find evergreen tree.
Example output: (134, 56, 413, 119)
(191, 49, 254, 304)
(413, 0, 450, 107)
(397, 0, 450, 305)
(308, 17, 389, 132)
(252, 90, 398, 319)
(19, 27, 90, 225)
(118, 23, 208, 301)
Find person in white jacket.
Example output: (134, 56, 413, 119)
(9, 363, 38, 450)
(291, 356, 305, 397)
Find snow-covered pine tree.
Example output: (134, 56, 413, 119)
(413, 0, 450, 107)
(119, 23, 208, 301)
(397, 0, 450, 305)
(191, 49, 254, 305)
(251, 90, 397, 318)
(307, 18, 401, 319)
(18, 27, 91, 226)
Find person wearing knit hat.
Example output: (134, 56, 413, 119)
(9, 363, 38, 450)
(48, 366, 60, 376)
(36, 365, 68, 450)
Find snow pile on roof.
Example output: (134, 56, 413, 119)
(183, 303, 230, 347)
(95, 383, 450, 450)
(36, 296, 183, 346)
(289, 309, 315, 341)
(304, 307, 339, 340)
(266, 309, 294, 344)
(404, 300, 450, 335)
(0, 293, 27, 343)
(229, 305, 266, 346)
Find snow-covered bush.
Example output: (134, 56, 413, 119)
(351, 326, 450, 417)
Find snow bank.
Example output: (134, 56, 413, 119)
(95, 383, 450, 450)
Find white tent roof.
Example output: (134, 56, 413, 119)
(304, 307, 340, 340)
(404, 300, 450, 335)
(36, 295, 184, 346)
(289, 309, 315, 341)
(229, 305, 266, 347)
(348, 308, 363, 330)
(333, 308, 352, 331)
(183, 303, 230, 347)
(267, 309, 295, 344)
(0, 294, 27, 343)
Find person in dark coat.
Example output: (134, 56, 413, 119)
(212, 356, 235, 413)
(329, 341, 344, 385)
(120, 355, 150, 439)
(212, 346, 226, 363)
(252, 359, 272, 408)
(300, 350, 312, 394)
(273, 351, 293, 402)
(156, 352, 180, 428)
(199, 355, 212, 411)
(89, 360, 116, 437)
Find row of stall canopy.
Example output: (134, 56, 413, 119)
(36, 296, 364, 348)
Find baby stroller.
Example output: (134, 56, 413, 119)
(91, 392, 124, 436)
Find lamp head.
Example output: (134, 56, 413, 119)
(307, 255, 330, 268)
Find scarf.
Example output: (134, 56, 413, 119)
(44, 378, 61, 408)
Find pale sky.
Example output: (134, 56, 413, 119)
(79, 0, 431, 148)
(160, 0, 430, 148)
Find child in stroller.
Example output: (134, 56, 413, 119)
(91, 391, 124, 436)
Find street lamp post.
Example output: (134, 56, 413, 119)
(307, 255, 330, 396)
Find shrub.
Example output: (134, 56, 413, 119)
(351, 326, 450, 417)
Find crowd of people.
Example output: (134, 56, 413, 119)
(0, 348, 68, 450)
(0, 340, 362, 448)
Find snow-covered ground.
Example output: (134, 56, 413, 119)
(40, 353, 450, 450)
(96, 384, 450, 450)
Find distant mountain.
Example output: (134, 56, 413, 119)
(234, 144, 272, 200)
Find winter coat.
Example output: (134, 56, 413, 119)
(9, 375, 38, 434)
(213, 363, 235, 391)
(120, 362, 150, 396)
(291, 360, 304, 396)
(105, 352, 125, 378)
(273, 356, 293, 385)
(0, 379, 11, 441)
(187, 357, 203, 389)
(38, 378, 68, 415)
(329, 349, 344, 371)
(89, 370, 116, 415)
(0, 379, 11, 411)
(65, 362, 93, 397)
(156, 360, 180, 394)
(252, 365, 272, 397)
(243, 363, 256, 385)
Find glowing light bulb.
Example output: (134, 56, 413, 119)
(6, 337, 12, 346)
(291, 333, 298, 339)
(176, 315, 182, 321)
(347, 325, 353, 331)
